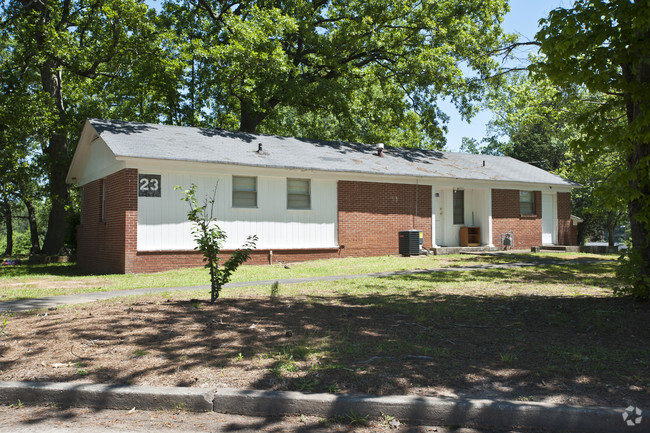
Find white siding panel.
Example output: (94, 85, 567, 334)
(138, 171, 338, 251)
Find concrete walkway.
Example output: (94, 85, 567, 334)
(0, 258, 608, 313)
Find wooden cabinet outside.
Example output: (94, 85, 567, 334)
(460, 227, 481, 247)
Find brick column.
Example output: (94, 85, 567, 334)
(77, 168, 138, 274)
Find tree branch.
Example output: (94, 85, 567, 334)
(486, 41, 541, 58)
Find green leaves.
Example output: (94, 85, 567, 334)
(176, 184, 257, 303)
(536, 0, 650, 298)
(163, 0, 513, 147)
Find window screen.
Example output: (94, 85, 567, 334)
(100, 180, 106, 222)
(520, 191, 535, 215)
(232, 176, 257, 208)
(287, 178, 310, 209)
(453, 189, 464, 225)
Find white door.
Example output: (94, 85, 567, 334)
(542, 194, 554, 245)
(435, 190, 444, 246)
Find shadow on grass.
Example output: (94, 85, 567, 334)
(0, 262, 86, 278)
(4, 288, 648, 404)
(383, 260, 620, 290)
(2, 254, 639, 430)
(0, 252, 617, 280)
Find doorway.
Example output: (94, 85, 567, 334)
(542, 194, 555, 245)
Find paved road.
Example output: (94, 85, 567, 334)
(0, 257, 609, 313)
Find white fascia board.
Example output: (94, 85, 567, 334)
(68, 120, 126, 186)
(76, 160, 127, 187)
(67, 120, 100, 184)
(488, 183, 574, 194)
(73, 138, 123, 186)
(120, 156, 576, 192)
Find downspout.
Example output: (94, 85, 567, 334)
(414, 179, 419, 229)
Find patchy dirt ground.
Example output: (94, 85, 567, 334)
(0, 293, 648, 409)
(0, 278, 111, 291)
(0, 404, 531, 433)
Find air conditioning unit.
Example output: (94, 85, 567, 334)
(399, 230, 422, 256)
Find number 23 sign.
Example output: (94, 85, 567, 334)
(138, 174, 161, 197)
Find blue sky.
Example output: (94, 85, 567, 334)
(443, 0, 572, 151)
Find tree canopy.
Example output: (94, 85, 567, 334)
(0, 0, 516, 253)
(536, 0, 650, 298)
(162, 0, 514, 147)
(0, 0, 175, 254)
(461, 70, 629, 247)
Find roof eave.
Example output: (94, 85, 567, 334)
(118, 155, 577, 190)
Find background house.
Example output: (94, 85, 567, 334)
(66, 119, 578, 274)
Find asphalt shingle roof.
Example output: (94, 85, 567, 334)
(89, 119, 577, 187)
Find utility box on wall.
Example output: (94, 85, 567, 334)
(399, 230, 422, 256)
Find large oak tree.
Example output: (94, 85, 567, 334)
(537, 0, 650, 298)
(163, 0, 514, 147)
(2, 0, 516, 254)
(1, 0, 170, 254)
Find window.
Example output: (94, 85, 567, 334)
(520, 191, 535, 215)
(100, 180, 106, 222)
(80, 187, 84, 224)
(232, 176, 257, 208)
(287, 178, 311, 210)
(453, 189, 464, 225)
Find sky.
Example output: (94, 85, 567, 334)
(443, 0, 572, 152)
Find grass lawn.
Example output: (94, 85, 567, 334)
(1, 252, 647, 408)
(0, 252, 614, 301)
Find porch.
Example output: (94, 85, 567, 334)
(428, 245, 499, 255)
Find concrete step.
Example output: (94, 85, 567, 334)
(429, 246, 499, 255)
(532, 245, 619, 254)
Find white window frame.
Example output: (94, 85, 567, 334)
(232, 176, 257, 208)
(453, 189, 464, 225)
(287, 178, 311, 210)
(520, 191, 535, 215)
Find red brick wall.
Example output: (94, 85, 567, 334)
(337, 181, 432, 256)
(491, 189, 542, 249)
(93, 178, 431, 273)
(130, 248, 341, 273)
(77, 169, 138, 273)
(557, 192, 577, 245)
(77, 171, 574, 272)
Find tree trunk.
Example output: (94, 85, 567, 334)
(23, 198, 41, 255)
(607, 222, 615, 247)
(239, 101, 265, 133)
(622, 43, 650, 295)
(41, 137, 70, 255)
(239, 98, 279, 133)
(576, 216, 589, 246)
(626, 140, 650, 282)
(1, 200, 12, 256)
(39, 64, 70, 255)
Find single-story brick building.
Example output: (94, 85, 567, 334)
(66, 119, 579, 274)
